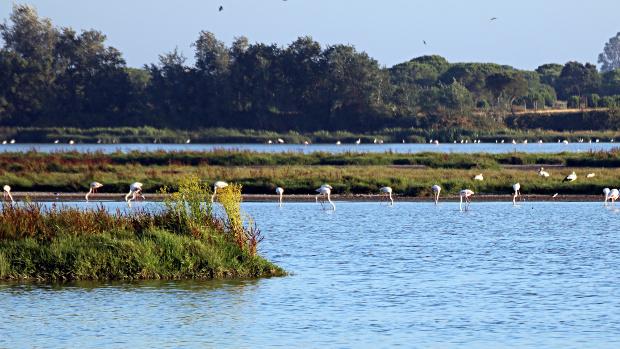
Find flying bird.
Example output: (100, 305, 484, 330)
(423, 40, 427, 45)
(219, 5, 223, 11)
(490, 17, 497, 21)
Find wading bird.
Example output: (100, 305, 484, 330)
(211, 181, 228, 203)
(610, 189, 619, 205)
(603, 188, 611, 205)
(459, 189, 474, 211)
(3, 185, 14, 204)
(562, 171, 577, 182)
(315, 185, 335, 210)
(538, 167, 550, 178)
(276, 187, 284, 207)
(379, 186, 393, 206)
(512, 183, 521, 205)
(125, 182, 144, 205)
(432, 184, 441, 205)
(85, 181, 103, 202)
(473, 174, 484, 181)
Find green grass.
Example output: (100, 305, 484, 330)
(0, 150, 619, 196)
(0, 177, 285, 281)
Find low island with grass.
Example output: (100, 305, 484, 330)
(0, 177, 284, 281)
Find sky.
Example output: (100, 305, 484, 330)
(1, 0, 619, 70)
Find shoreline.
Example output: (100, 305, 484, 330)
(6, 192, 606, 203)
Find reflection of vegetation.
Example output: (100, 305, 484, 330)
(0, 177, 283, 281)
(1, 5, 620, 133)
(1, 150, 620, 196)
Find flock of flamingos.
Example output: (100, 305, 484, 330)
(1, 165, 616, 212)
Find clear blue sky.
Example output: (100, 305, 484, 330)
(1, 0, 619, 70)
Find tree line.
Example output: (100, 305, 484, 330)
(1, 5, 620, 132)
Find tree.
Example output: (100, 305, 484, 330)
(555, 62, 601, 101)
(485, 72, 528, 111)
(599, 32, 620, 73)
(535, 63, 563, 88)
(601, 69, 620, 96)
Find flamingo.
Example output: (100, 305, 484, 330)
(315, 185, 335, 210)
(211, 181, 228, 203)
(473, 174, 484, 181)
(610, 189, 619, 205)
(85, 181, 103, 201)
(538, 167, 550, 178)
(603, 188, 611, 205)
(3, 185, 14, 204)
(562, 171, 577, 182)
(125, 182, 144, 204)
(379, 186, 393, 206)
(459, 189, 474, 211)
(512, 183, 521, 205)
(431, 184, 441, 205)
(275, 187, 284, 207)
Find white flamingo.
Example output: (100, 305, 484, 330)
(379, 186, 393, 206)
(85, 181, 103, 202)
(603, 188, 611, 206)
(459, 189, 474, 211)
(315, 185, 335, 210)
(562, 171, 577, 182)
(125, 182, 144, 205)
(432, 184, 441, 205)
(512, 183, 521, 205)
(3, 185, 14, 204)
(276, 187, 284, 207)
(538, 167, 550, 178)
(211, 181, 228, 203)
(610, 189, 619, 206)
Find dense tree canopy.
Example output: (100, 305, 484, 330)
(1, 5, 619, 132)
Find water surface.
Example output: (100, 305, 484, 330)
(1, 202, 619, 348)
(0, 142, 618, 154)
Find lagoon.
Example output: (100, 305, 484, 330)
(1, 201, 619, 348)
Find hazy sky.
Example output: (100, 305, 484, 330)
(1, 1, 619, 70)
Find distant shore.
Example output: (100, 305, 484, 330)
(6, 192, 606, 203)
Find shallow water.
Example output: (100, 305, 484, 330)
(2, 201, 620, 348)
(0, 142, 618, 154)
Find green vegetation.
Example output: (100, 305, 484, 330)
(1, 5, 620, 134)
(0, 177, 284, 281)
(1, 150, 619, 196)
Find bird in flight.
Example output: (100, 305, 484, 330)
(423, 40, 427, 45)
(490, 17, 497, 21)
(219, 5, 223, 11)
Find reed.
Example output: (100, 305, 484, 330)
(0, 177, 284, 281)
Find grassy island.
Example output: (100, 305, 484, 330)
(0, 177, 284, 281)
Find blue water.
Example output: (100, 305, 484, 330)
(0, 142, 618, 154)
(1, 201, 620, 348)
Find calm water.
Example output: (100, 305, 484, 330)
(1, 201, 620, 348)
(0, 142, 618, 154)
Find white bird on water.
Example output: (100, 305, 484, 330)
(473, 174, 484, 181)
(275, 187, 284, 207)
(603, 188, 611, 205)
(211, 181, 228, 203)
(379, 186, 393, 206)
(538, 167, 550, 178)
(512, 183, 521, 205)
(459, 189, 474, 212)
(315, 184, 335, 210)
(3, 185, 14, 204)
(432, 184, 441, 205)
(125, 182, 144, 205)
(562, 171, 577, 182)
(85, 181, 103, 201)
(609, 189, 619, 205)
